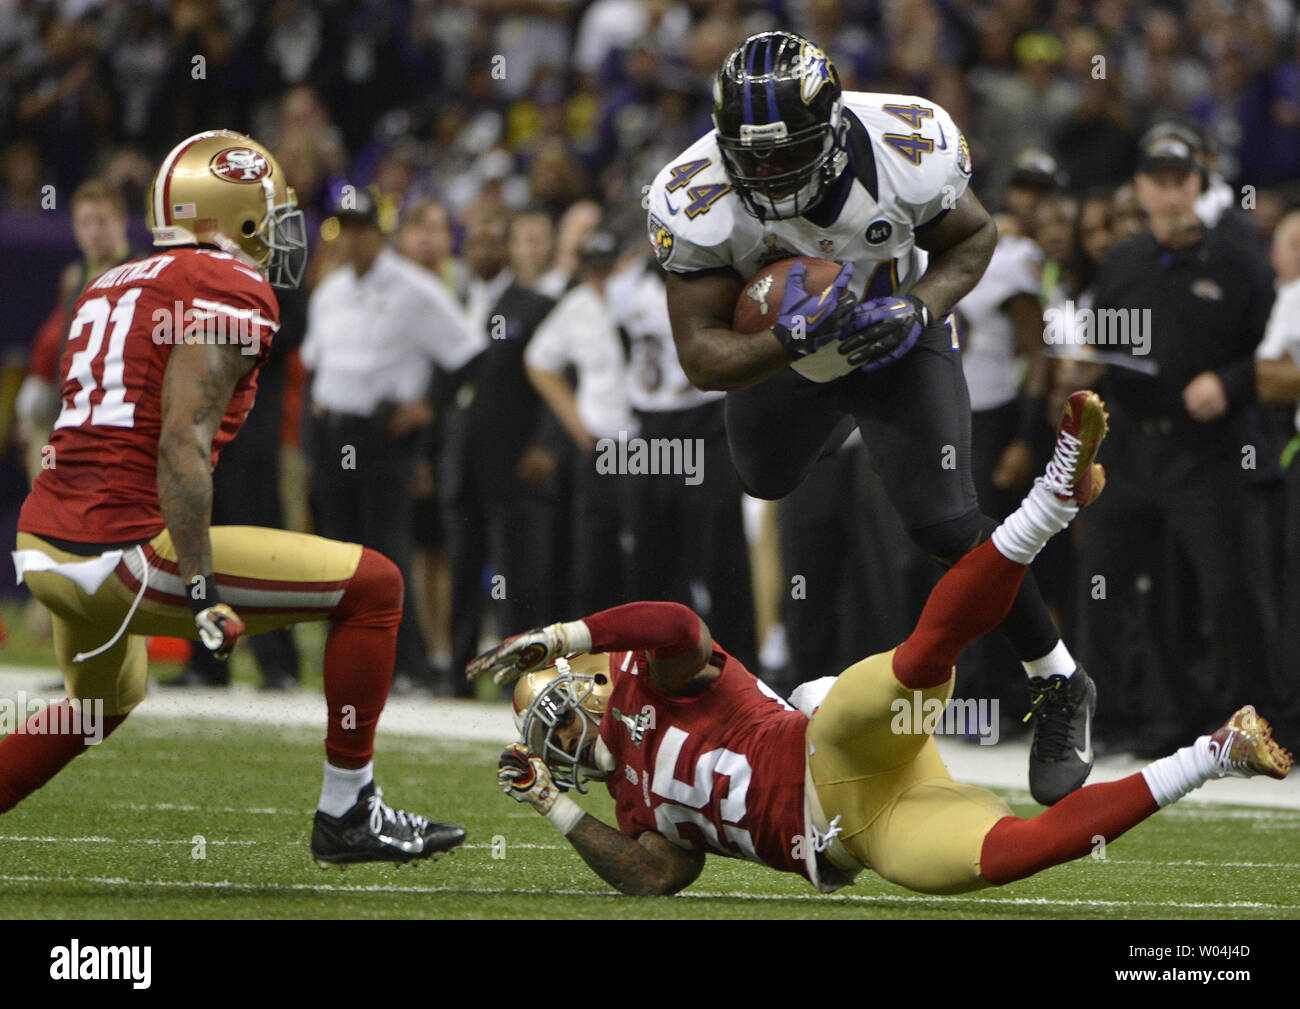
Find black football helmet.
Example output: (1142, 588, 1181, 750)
(712, 31, 849, 221)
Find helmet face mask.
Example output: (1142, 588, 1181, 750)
(513, 656, 613, 794)
(716, 116, 843, 220)
(259, 190, 308, 289)
(712, 32, 848, 222)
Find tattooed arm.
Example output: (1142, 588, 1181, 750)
(566, 816, 705, 896)
(157, 342, 253, 585)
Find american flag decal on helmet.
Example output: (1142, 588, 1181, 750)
(172, 203, 197, 219)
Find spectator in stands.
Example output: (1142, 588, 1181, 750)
(525, 230, 637, 614)
(16, 179, 136, 482)
(536, 199, 600, 297)
(302, 188, 484, 693)
(439, 208, 562, 698)
(1255, 208, 1300, 737)
(609, 253, 758, 671)
(1075, 129, 1277, 755)
(509, 209, 557, 295)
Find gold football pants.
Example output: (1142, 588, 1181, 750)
(807, 649, 1011, 893)
(15, 527, 363, 715)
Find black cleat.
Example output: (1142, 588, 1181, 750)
(311, 781, 465, 868)
(1025, 666, 1096, 805)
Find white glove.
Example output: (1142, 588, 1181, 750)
(466, 620, 593, 685)
(195, 603, 245, 660)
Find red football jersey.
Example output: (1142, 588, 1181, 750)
(599, 644, 814, 883)
(19, 248, 278, 544)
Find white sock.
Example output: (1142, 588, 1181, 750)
(318, 760, 374, 817)
(1024, 638, 1076, 679)
(991, 481, 1078, 565)
(1141, 737, 1215, 807)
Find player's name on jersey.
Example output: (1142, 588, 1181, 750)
(87, 254, 177, 291)
(594, 430, 705, 486)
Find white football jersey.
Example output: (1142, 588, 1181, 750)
(956, 233, 1042, 412)
(606, 258, 724, 413)
(647, 91, 972, 383)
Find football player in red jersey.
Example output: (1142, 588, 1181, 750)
(5, 130, 465, 866)
(469, 392, 1291, 895)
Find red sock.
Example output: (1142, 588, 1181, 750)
(323, 548, 402, 768)
(0, 701, 127, 813)
(980, 773, 1160, 885)
(893, 540, 1028, 688)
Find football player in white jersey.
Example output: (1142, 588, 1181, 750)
(646, 30, 1093, 805)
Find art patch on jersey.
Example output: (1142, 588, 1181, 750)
(956, 131, 972, 176)
(865, 219, 893, 245)
(648, 211, 675, 266)
(799, 42, 833, 104)
(210, 147, 272, 183)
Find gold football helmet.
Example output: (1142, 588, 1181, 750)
(512, 653, 614, 793)
(147, 129, 307, 289)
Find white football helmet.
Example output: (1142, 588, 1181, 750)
(512, 653, 613, 794)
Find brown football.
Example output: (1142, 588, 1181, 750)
(732, 257, 845, 334)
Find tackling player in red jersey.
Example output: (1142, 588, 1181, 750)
(469, 392, 1291, 895)
(5, 130, 464, 866)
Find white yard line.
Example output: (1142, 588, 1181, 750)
(0, 835, 256, 845)
(2, 665, 1297, 809)
(0, 873, 1294, 911)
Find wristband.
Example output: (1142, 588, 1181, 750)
(912, 296, 932, 329)
(560, 619, 593, 655)
(186, 574, 223, 618)
(545, 793, 586, 836)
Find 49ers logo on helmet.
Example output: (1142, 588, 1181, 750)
(210, 147, 271, 183)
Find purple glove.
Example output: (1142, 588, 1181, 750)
(771, 261, 857, 359)
(838, 295, 931, 371)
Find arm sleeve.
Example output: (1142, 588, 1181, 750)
(584, 601, 701, 659)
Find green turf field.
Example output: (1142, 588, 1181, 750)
(0, 715, 1296, 920)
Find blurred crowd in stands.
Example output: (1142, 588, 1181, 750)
(2, 0, 1299, 755)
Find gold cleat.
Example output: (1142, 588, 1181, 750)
(1209, 705, 1294, 780)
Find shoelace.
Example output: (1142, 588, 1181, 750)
(1042, 429, 1082, 497)
(809, 815, 843, 854)
(366, 789, 431, 835)
(1024, 678, 1074, 758)
(1209, 729, 1250, 775)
